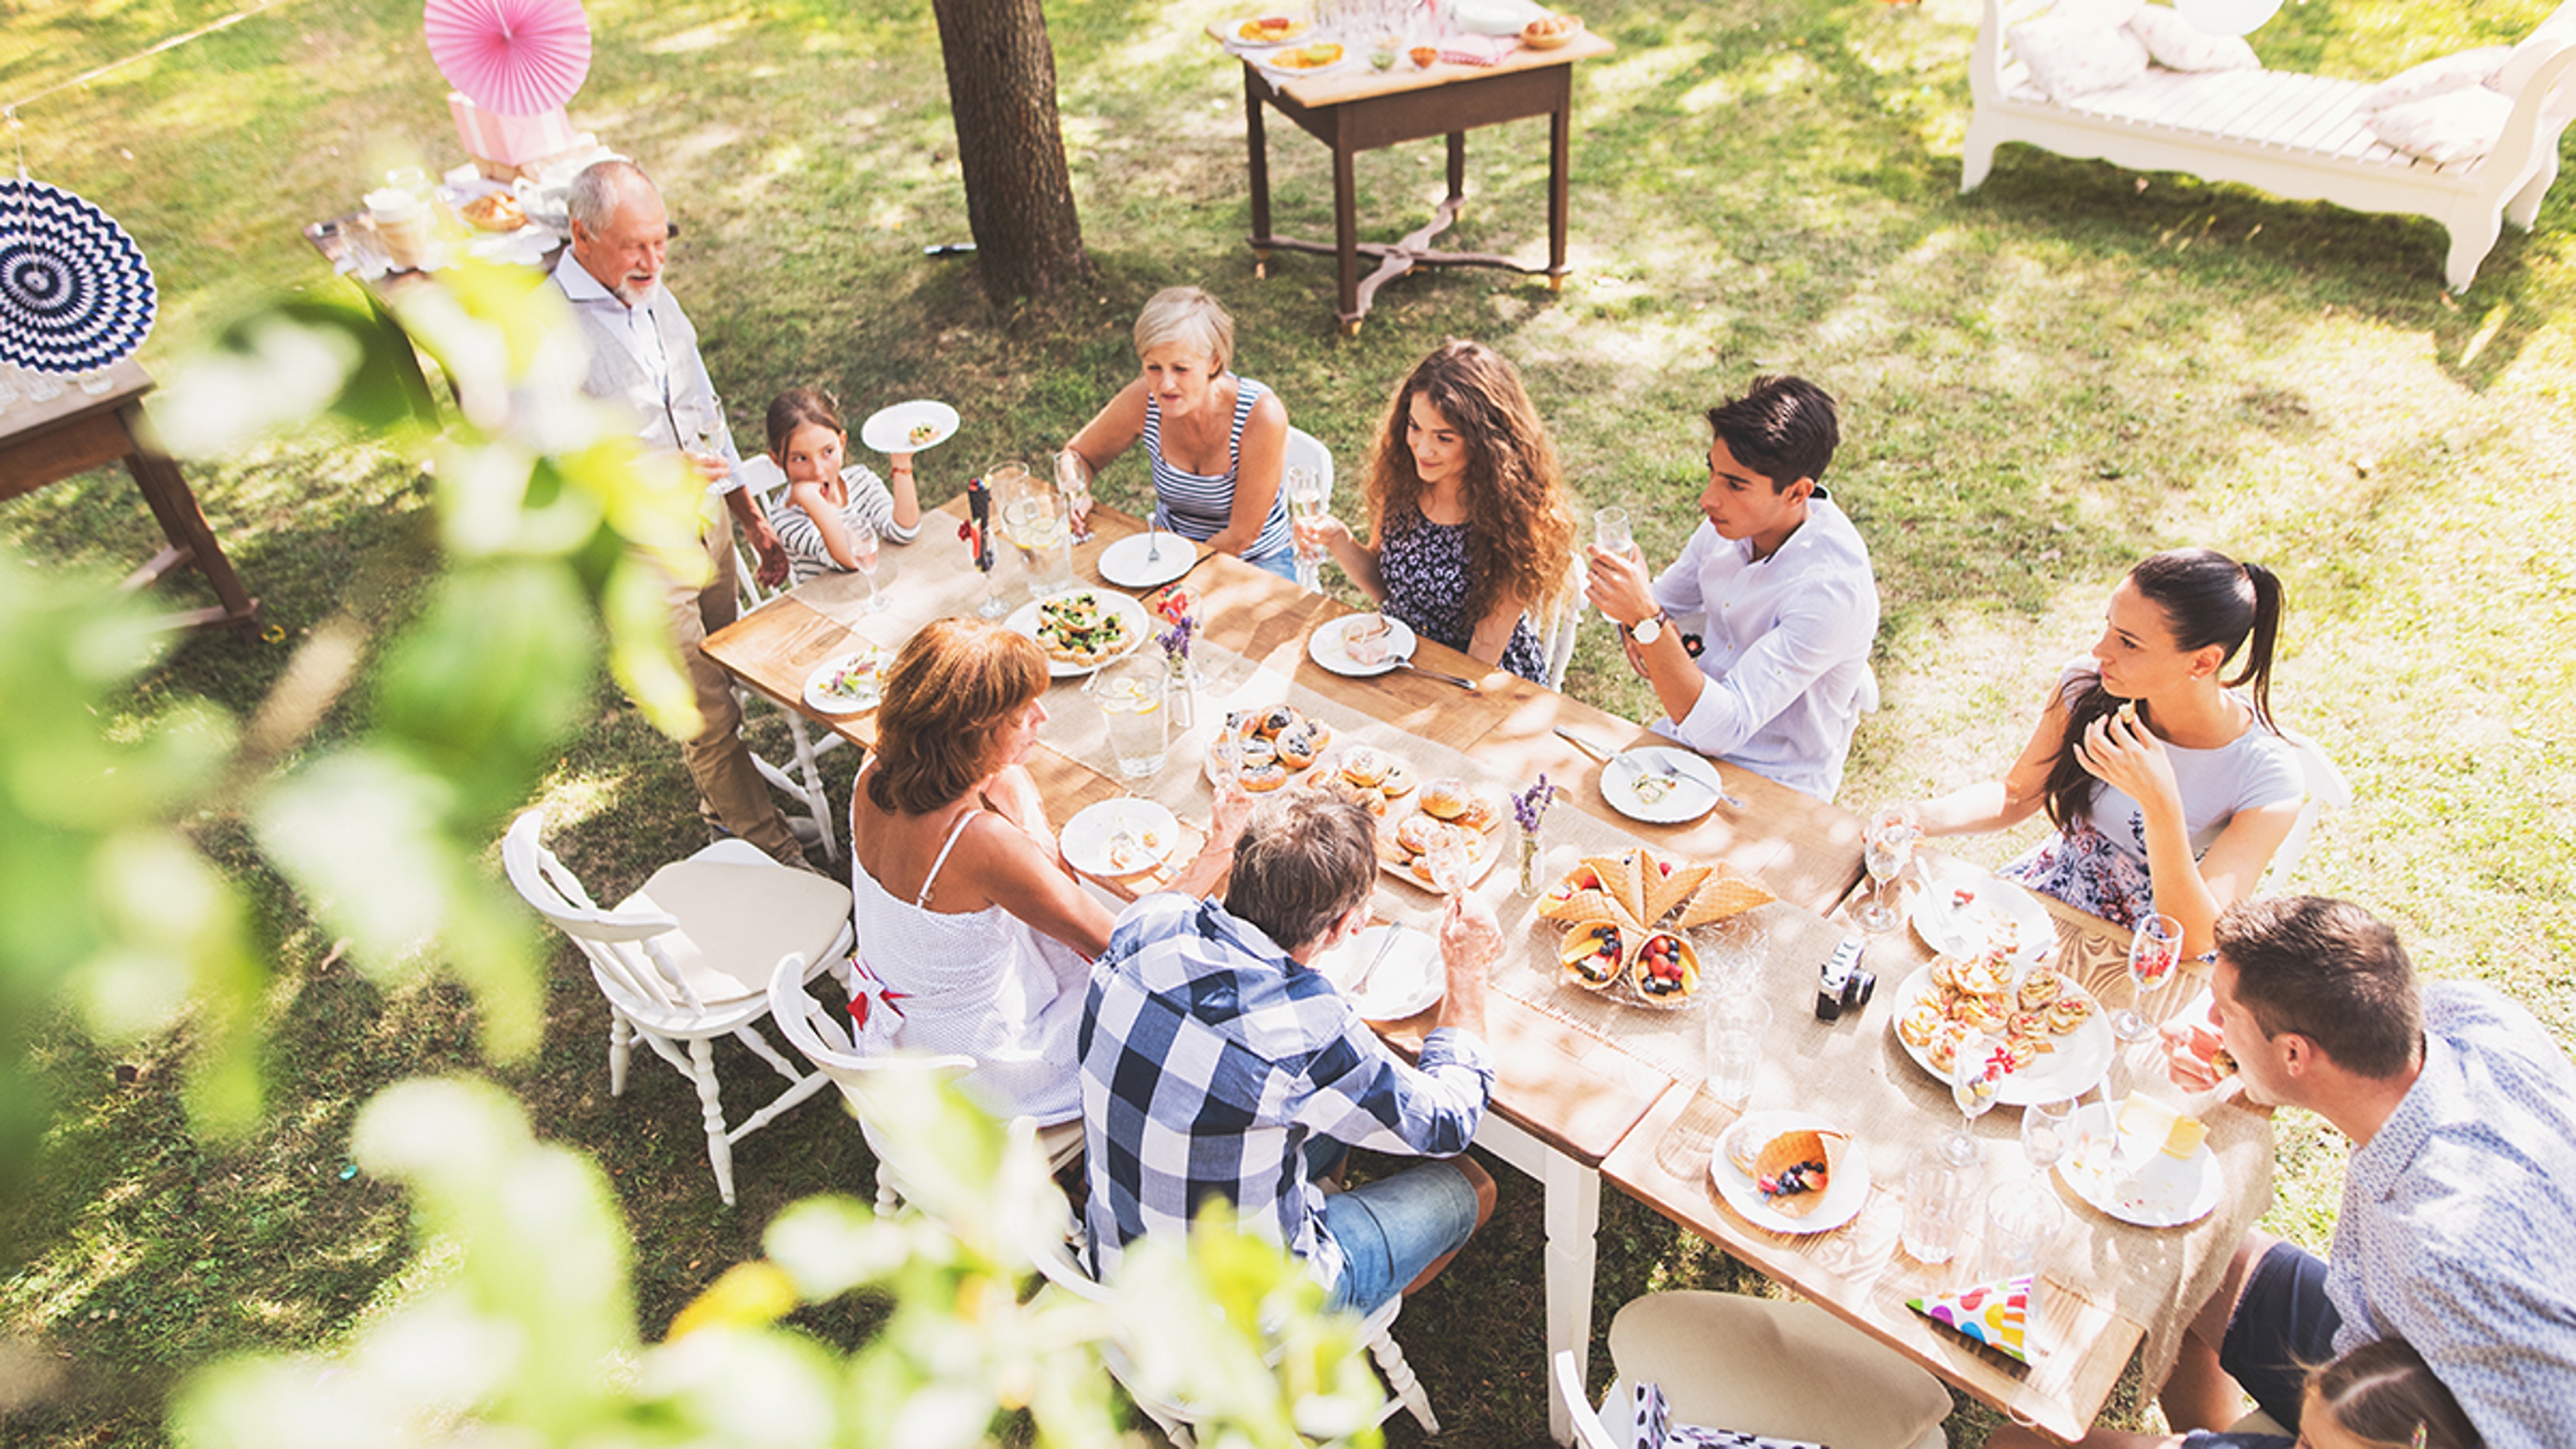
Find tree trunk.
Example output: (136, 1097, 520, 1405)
(928, 0, 1093, 301)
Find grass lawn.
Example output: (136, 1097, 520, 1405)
(5, 0, 2573, 1444)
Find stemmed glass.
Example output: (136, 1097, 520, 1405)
(1285, 466, 1328, 593)
(1856, 804, 1919, 934)
(849, 525, 885, 613)
(2109, 912, 2184, 1044)
(1941, 1033, 2004, 1168)
(2020, 1095, 2077, 1180)
(1054, 449, 1095, 544)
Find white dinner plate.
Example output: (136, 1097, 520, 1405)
(1709, 1110, 1871, 1235)
(1006, 589, 1152, 678)
(1251, 46, 1356, 80)
(1911, 871, 2057, 967)
(1224, 15, 1315, 48)
(1060, 798, 1179, 880)
(802, 645, 890, 715)
(1599, 747, 1727, 825)
(1889, 962, 2114, 1107)
(1311, 924, 1445, 1021)
(858, 399, 959, 455)
(1097, 531, 1196, 590)
(2055, 1099, 2222, 1228)
(1306, 614, 1418, 678)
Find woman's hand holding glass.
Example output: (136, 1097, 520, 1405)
(1291, 508, 1353, 567)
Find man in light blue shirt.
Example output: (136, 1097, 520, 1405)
(1584, 375, 1878, 802)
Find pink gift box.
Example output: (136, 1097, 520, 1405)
(447, 93, 577, 166)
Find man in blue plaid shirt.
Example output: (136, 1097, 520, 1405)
(1079, 791, 1501, 1313)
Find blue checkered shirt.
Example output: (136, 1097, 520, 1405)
(2329, 981, 2576, 1449)
(1078, 892, 1493, 1291)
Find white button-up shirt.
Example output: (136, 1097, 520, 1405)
(1648, 492, 1879, 801)
(549, 252, 743, 493)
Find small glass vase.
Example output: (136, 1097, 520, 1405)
(1515, 819, 1546, 897)
(1163, 653, 1196, 733)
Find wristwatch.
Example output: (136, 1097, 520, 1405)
(1627, 612, 1668, 646)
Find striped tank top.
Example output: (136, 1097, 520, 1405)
(1141, 374, 1293, 565)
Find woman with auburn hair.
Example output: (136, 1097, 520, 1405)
(1908, 547, 2302, 957)
(1061, 285, 1298, 579)
(846, 617, 1244, 1124)
(1294, 340, 1577, 684)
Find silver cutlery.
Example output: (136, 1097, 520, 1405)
(1391, 656, 1480, 692)
(1552, 725, 1615, 763)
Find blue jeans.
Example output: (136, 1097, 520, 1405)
(1246, 547, 1300, 582)
(1319, 1160, 1481, 1316)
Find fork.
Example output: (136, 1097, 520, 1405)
(1391, 657, 1480, 692)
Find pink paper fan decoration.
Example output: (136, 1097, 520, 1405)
(424, 0, 592, 117)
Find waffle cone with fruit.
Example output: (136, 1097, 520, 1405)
(1674, 866, 1777, 928)
(1581, 852, 1650, 924)
(1753, 1128, 1845, 1219)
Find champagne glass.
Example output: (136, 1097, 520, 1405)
(2020, 1095, 2077, 1179)
(1593, 506, 1632, 626)
(1424, 827, 1471, 897)
(1285, 466, 1328, 592)
(1856, 803, 1919, 934)
(1943, 1032, 2003, 1168)
(1054, 449, 1095, 543)
(2110, 912, 2184, 1044)
(849, 525, 884, 613)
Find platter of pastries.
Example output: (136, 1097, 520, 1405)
(1891, 948, 2114, 1105)
(1536, 847, 1776, 1008)
(1210, 710, 1510, 890)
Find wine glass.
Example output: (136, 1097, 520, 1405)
(1424, 828, 1471, 897)
(1593, 506, 1633, 626)
(1856, 803, 1919, 934)
(2109, 912, 2184, 1044)
(1942, 1033, 2003, 1168)
(1053, 449, 1095, 543)
(2020, 1095, 2077, 1179)
(849, 525, 884, 613)
(1285, 466, 1328, 593)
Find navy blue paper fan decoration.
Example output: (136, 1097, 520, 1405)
(0, 176, 158, 374)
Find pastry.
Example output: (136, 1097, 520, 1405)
(1558, 920, 1625, 990)
(1453, 794, 1502, 833)
(1640, 855, 1714, 923)
(2016, 967, 2065, 1011)
(1395, 814, 1460, 856)
(1033, 592, 1130, 666)
(1417, 779, 1470, 821)
(1275, 721, 1324, 769)
(1629, 930, 1699, 1002)
(1672, 867, 1777, 928)
(1254, 704, 1297, 739)
(2044, 991, 2094, 1034)
(1376, 763, 1415, 799)
(1373, 829, 1411, 869)
(1898, 997, 1946, 1049)
(1339, 747, 1390, 788)
(460, 191, 527, 231)
(1242, 761, 1289, 792)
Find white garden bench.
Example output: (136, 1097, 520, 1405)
(1962, 0, 2576, 290)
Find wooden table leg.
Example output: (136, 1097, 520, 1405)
(1333, 121, 1362, 330)
(1245, 68, 1275, 278)
(1548, 84, 1572, 288)
(1446, 129, 1466, 219)
(117, 400, 262, 637)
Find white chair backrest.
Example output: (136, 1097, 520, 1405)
(2267, 727, 2351, 888)
(764, 949, 974, 1127)
(1538, 551, 1588, 692)
(502, 810, 705, 1015)
(1553, 1350, 1630, 1449)
(733, 453, 796, 609)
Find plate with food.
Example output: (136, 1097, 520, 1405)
(1911, 873, 2056, 967)
(1061, 798, 1180, 880)
(1312, 924, 1445, 1021)
(1711, 1110, 1870, 1234)
(2055, 1097, 2221, 1228)
(1890, 959, 2114, 1106)
(1600, 746, 1727, 825)
(1537, 849, 1778, 1008)
(1367, 771, 1513, 892)
(802, 645, 891, 714)
(1210, 703, 1339, 790)
(1097, 529, 1196, 589)
(1519, 11, 1585, 47)
(859, 399, 960, 455)
(1009, 589, 1149, 677)
(1230, 13, 1311, 46)
(1307, 613, 1417, 678)
(1254, 40, 1349, 76)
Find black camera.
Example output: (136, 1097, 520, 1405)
(1815, 936, 1876, 1021)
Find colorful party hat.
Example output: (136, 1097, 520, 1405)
(1909, 1273, 2033, 1364)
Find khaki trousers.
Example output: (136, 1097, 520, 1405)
(669, 517, 802, 865)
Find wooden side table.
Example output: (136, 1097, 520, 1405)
(0, 358, 262, 637)
(1230, 32, 1615, 332)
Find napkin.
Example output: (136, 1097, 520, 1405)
(1439, 34, 1519, 65)
(1629, 1383, 1827, 1449)
(1909, 1274, 2033, 1364)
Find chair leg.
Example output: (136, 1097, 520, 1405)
(608, 1011, 633, 1097)
(687, 1036, 737, 1207)
(1368, 1328, 1441, 1435)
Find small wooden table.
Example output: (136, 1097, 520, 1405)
(0, 357, 261, 637)
(1224, 32, 1615, 331)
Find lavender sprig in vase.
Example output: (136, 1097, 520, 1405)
(1158, 615, 1197, 733)
(1511, 773, 1560, 898)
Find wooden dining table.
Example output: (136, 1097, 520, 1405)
(700, 498, 2271, 1444)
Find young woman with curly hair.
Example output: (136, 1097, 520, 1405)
(1295, 340, 1576, 684)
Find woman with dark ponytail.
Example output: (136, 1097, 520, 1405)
(1910, 549, 2304, 956)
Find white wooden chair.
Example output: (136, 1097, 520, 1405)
(501, 808, 853, 1206)
(731, 453, 847, 860)
(763, 950, 1084, 1212)
(1601, 1291, 1951, 1449)
(1281, 425, 1335, 594)
(1538, 551, 1588, 691)
(1013, 1132, 1440, 1447)
(2268, 726, 2352, 888)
